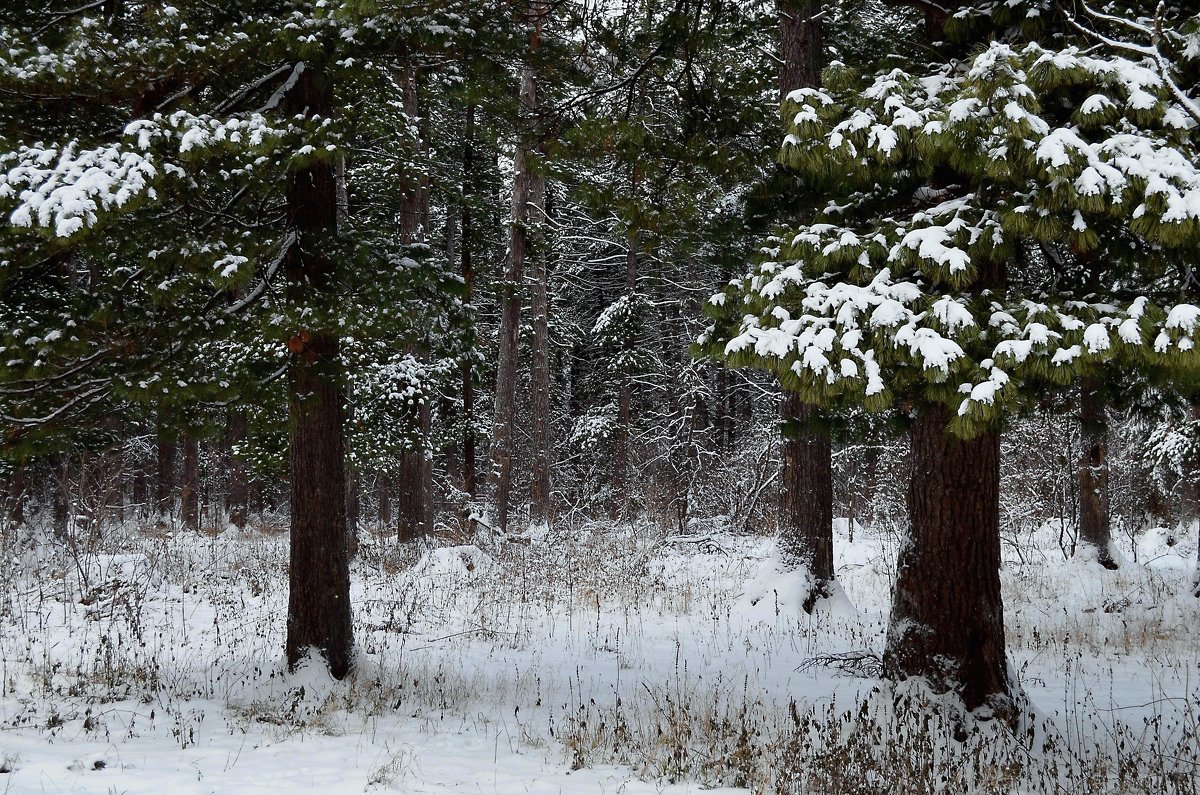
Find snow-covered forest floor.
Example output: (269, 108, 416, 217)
(0, 515, 1197, 794)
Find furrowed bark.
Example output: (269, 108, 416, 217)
(883, 405, 1013, 719)
(283, 64, 353, 680)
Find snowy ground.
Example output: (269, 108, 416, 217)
(0, 515, 1197, 794)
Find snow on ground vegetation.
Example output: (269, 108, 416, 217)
(0, 513, 1197, 793)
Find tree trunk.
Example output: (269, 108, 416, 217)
(226, 410, 249, 528)
(4, 463, 24, 534)
(377, 475, 391, 530)
(461, 104, 478, 500)
(52, 455, 69, 542)
(283, 64, 353, 680)
(883, 403, 1012, 719)
(779, 393, 834, 610)
(613, 188, 639, 517)
(393, 63, 433, 544)
(778, 0, 821, 96)
(776, 0, 834, 611)
(181, 431, 199, 531)
(1078, 378, 1117, 568)
(529, 168, 551, 527)
(154, 424, 176, 517)
(490, 5, 546, 532)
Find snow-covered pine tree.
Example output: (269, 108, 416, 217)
(702, 0, 1200, 717)
(0, 1, 472, 677)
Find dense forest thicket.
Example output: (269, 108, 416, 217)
(2, 0, 1200, 749)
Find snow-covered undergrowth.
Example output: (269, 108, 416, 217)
(0, 515, 1197, 794)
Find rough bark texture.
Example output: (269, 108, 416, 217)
(884, 403, 1012, 718)
(283, 64, 353, 680)
(490, 7, 545, 532)
(1078, 378, 1117, 569)
(181, 431, 199, 531)
(779, 393, 834, 611)
(777, 0, 834, 611)
(5, 463, 25, 529)
(225, 410, 249, 528)
(778, 0, 821, 95)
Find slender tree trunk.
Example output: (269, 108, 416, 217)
(377, 475, 391, 530)
(131, 450, 148, 520)
(154, 424, 176, 518)
(776, 0, 834, 610)
(613, 189, 639, 517)
(779, 393, 834, 610)
(461, 104, 478, 500)
(52, 455, 69, 541)
(490, 6, 546, 532)
(1078, 378, 1117, 568)
(5, 462, 25, 530)
(528, 168, 551, 527)
(226, 410, 249, 528)
(181, 431, 199, 531)
(883, 403, 1013, 718)
(283, 64, 353, 679)
(393, 63, 433, 543)
(345, 397, 360, 557)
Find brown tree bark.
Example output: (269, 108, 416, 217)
(283, 64, 353, 680)
(613, 183, 639, 517)
(1078, 377, 1117, 568)
(529, 165, 551, 527)
(490, 4, 547, 532)
(226, 410, 249, 528)
(393, 63, 433, 544)
(779, 393, 834, 610)
(181, 431, 199, 531)
(460, 103, 478, 500)
(883, 403, 1013, 718)
(778, 0, 821, 96)
(776, 0, 835, 611)
(51, 455, 69, 541)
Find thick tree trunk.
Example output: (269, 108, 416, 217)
(1078, 378, 1117, 568)
(283, 64, 353, 680)
(779, 393, 834, 610)
(884, 403, 1012, 718)
(778, 0, 821, 95)
(226, 410, 249, 528)
(529, 170, 551, 527)
(154, 424, 176, 517)
(181, 431, 199, 531)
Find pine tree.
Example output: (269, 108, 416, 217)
(777, 0, 835, 612)
(702, 0, 1200, 716)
